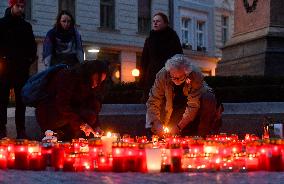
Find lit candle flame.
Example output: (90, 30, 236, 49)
(106, 132, 112, 137)
(163, 126, 169, 134)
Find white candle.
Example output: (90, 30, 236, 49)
(145, 148, 162, 173)
(101, 132, 117, 154)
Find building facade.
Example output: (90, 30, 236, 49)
(172, 0, 234, 76)
(0, 0, 234, 82)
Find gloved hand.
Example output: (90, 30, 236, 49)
(151, 120, 164, 137)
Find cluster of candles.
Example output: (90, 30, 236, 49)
(0, 133, 283, 172)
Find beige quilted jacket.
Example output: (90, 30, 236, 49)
(145, 66, 211, 129)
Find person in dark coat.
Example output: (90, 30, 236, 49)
(140, 12, 183, 102)
(0, 0, 37, 139)
(42, 10, 84, 67)
(35, 60, 108, 141)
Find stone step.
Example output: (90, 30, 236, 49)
(6, 102, 284, 140)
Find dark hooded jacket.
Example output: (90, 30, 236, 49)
(0, 7, 37, 76)
(35, 68, 103, 133)
(140, 26, 183, 91)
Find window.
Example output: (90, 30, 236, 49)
(100, 0, 115, 29)
(221, 15, 229, 45)
(181, 18, 192, 49)
(197, 21, 205, 51)
(58, 0, 76, 19)
(138, 0, 151, 34)
(24, 0, 32, 20)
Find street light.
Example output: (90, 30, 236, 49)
(88, 49, 100, 53)
(131, 68, 140, 77)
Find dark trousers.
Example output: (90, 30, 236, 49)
(146, 91, 222, 139)
(0, 70, 29, 134)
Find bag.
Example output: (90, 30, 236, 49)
(21, 64, 68, 107)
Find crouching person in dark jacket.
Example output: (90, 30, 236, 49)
(35, 60, 108, 141)
(146, 54, 223, 139)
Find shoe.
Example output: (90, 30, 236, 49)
(0, 128, 7, 139)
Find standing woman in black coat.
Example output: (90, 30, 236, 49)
(0, 0, 37, 139)
(140, 12, 183, 102)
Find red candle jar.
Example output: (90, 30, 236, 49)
(29, 152, 45, 171)
(181, 137, 190, 149)
(88, 138, 103, 158)
(245, 153, 259, 171)
(257, 141, 269, 171)
(0, 141, 7, 169)
(71, 138, 89, 154)
(161, 146, 171, 172)
(51, 143, 65, 171)
(41, 141, 55, 167)
(88, 138, 103, 170)
(231, 141, 243, 155)
(97, 153, 112, 172)
(122, 134, 134, 143)
(125, 143, 138, 172)
(188, 138, 204, 156)
(28, 141, 46, 171)
(281, 140, 284, 171)
(232, 153, 246, 171)
(112, 142, 126, 172)
(244, 134, 259, 143)
(63, 153, 76, 172)
(71, 139, 81, 154)
(14, 139, 29, 170)
(170, 143, 183, 172)
(135, 143, 147, 173)
(2, 138, 15, 169)
(136, 136, 148, 144)
(73, 153, 92, 172)
(204, 141, 218, 156)
(266, 139, 283, 171)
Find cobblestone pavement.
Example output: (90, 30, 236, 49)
(0, 171, 283, 184)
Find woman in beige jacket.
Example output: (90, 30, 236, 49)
(146, 54, 223, 139)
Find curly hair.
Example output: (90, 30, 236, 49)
(165, 54, 193, 75)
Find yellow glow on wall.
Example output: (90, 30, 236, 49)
(115, 70, 120, 79)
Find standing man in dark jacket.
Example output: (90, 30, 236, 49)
(0, 0, 37, 139)
(140, 12, 183, 102)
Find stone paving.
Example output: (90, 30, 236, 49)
(0, 170, 283, 184)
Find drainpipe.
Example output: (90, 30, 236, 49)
(168, 0, 174, 27)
